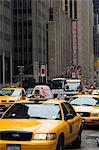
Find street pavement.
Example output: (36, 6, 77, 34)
(65, 128, 99, 150)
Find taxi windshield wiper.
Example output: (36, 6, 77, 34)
(30, 116, 48, 119)
(3, 115, 30, 119)
(0, 93, 4, 96)
(81, 104, 93, 106)
(71, 104, 80, 106)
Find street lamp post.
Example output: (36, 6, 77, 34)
(17, 66, 24, 87)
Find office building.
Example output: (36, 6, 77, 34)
(77, 0, 94, 82)
(93, 0, 99, 86)
(0, 0, 12, 85)
(48, 0, 72, 79)
(65, 0, 94, 81)
(12, 0, 49, 83)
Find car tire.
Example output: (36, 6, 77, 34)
(56, 135, 64, 150)
(97, 138, 99, 147)
(72, 131, 81, 148)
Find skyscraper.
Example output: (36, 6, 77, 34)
(93, 0, 99, 86)
(65, 0, 94, 81)
(48, 0, 72, 79)
(12, 0, 49, 82)
(0, 0, 12, 85)
(93, 0, 99, 58)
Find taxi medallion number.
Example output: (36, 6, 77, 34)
(7, 144, 20, 150)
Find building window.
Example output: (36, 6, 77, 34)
(74, 0, 77, 19)
(13, 9, 17, 14)
(0, 14, 2, 21)
(4, 0, 10, 9)
(70, 0, 72, 19)
(4, 16, 10, 25)
(65, 0, 68, 14)
(49, 8, 53, 21)
(0, 32, 2, 39)
(4, 33, 10, 42)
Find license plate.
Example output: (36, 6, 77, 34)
(7, 144, 20, 150)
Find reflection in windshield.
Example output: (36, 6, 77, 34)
(26, 89, 33, 94)
(3, 103, 62, 120)
(70, 97, 99, 106)
(0, 90, 20, 96)
(51, 80, 63, 89)
(65, 86, 78, 91)
(96, 101, 99, 106)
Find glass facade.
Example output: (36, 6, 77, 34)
(0, 0, 12, 84)
(12, 0, 32, 75)
(93, 0, 99, 58)
(12, 0, 48, 82)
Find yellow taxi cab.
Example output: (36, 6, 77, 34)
(69, 94, 99, 126)
(0, 87, 27, 116)
(0, 98, 82, 150)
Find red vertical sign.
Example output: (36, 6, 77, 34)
(72, 20, 78, 65)
(41, 65, 46, 77)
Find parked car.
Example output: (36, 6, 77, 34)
(31, 85, 53, 99)
(69, 94, 99, 126)
(97, 138, 99, 147)
(0, 98, 82, 150)
(0, 87, 27, 116)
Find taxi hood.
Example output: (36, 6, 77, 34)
(92, 106, 99, 113)
(73, 105, 94, 113)
(0, 119, 61, 133)
(0, 96, 19, 101)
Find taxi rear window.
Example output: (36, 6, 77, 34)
(0, 89, 20, 96)
(34, 90, 40, 95)
(0, 90, 14, 96)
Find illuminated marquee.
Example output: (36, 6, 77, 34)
(72, 20, 78, 65)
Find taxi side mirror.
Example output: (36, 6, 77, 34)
(22, 93, 26, 96)
(64, 114, 74, 121)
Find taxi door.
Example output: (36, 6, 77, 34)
(64, 102, 81, 140)
(61, 103, 75, 145)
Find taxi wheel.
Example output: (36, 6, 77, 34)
(97, 138, 99, 147)
(56, 135, 64, 150)
(72, 131, 81, 148)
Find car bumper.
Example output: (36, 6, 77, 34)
(83, 117, 99, 126)
(0, 140, 56, 150)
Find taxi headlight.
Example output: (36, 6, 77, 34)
(91, 113, 99, 117)
(33, 133, 56, 140)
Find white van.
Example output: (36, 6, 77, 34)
(51, 78, 67, 98)
(32, 85, 53, 99)
(65, 79, 82, 100)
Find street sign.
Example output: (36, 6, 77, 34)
(34, 61, 39, 83)
(72, 72, 76, 78)
(17, 66, 24, 75)
(41, 65, 46, 77)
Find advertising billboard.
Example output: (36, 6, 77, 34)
(72, 20, 78, 65)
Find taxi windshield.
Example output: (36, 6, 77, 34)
(70, 97, 99, 106)
(0, 89, 20, 96)
(3, 103, 62, 120)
